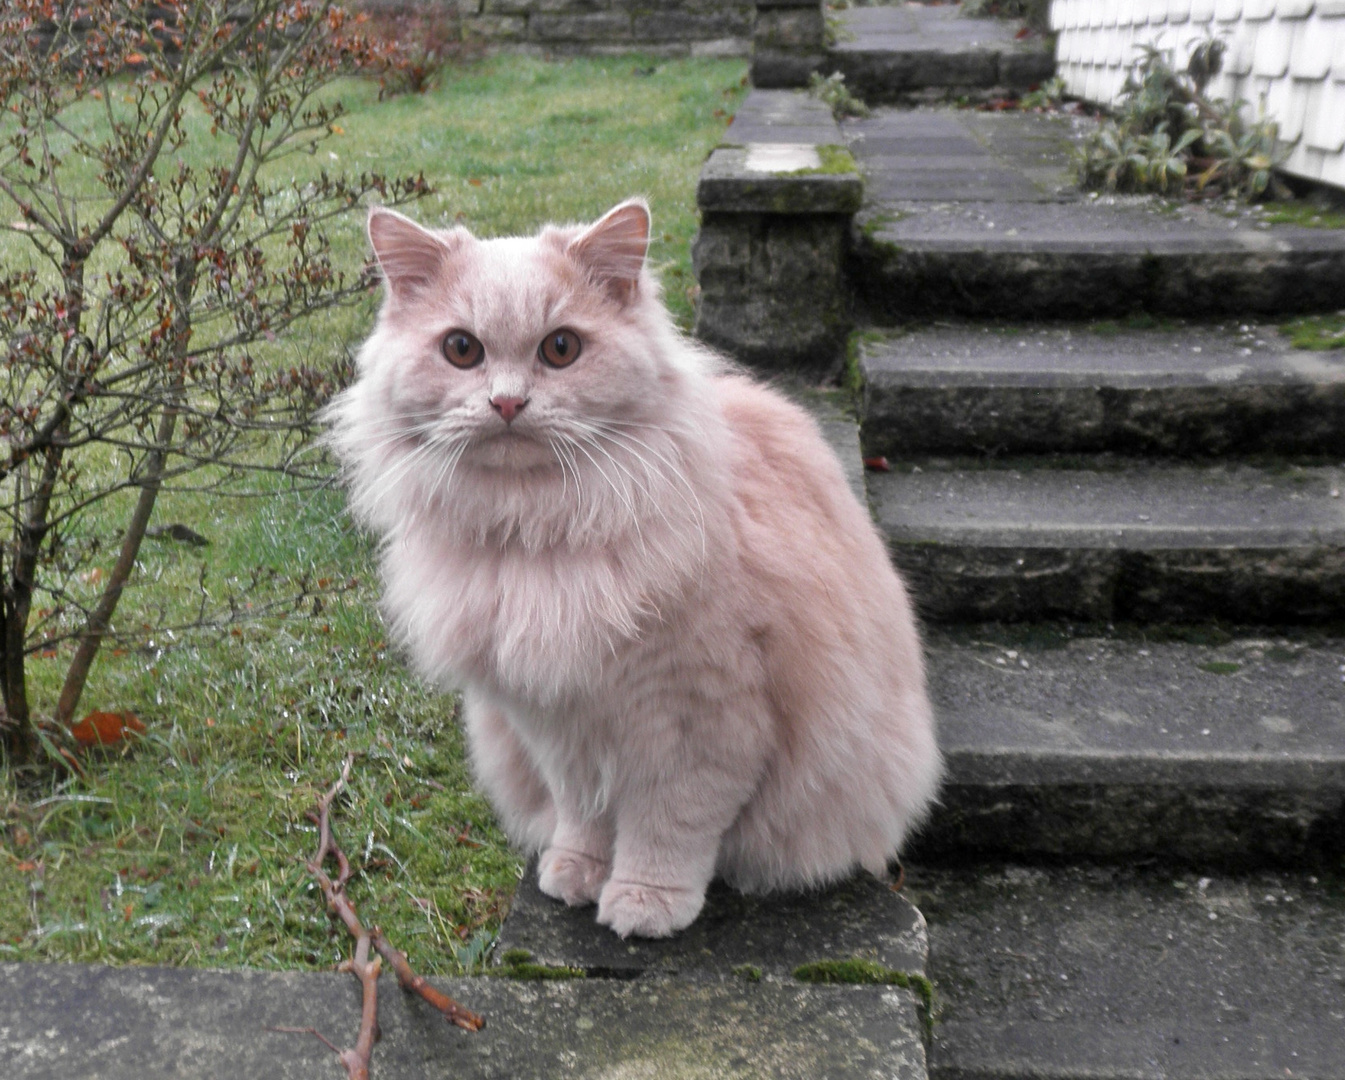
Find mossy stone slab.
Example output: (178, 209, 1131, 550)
(496, 866, 927, 979)
(0, 962, 928, 1080)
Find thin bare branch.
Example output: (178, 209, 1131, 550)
(284, 756, 483, 1077)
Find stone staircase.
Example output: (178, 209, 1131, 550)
(696, 5, 1345, 1077)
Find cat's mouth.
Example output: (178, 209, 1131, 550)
(469, 426, 553, 470)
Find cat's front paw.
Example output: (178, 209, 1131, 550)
(596, 879, 705, 939)
(537, 847, 609, 907)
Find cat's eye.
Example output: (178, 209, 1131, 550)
(538, 329, 582, 369)
(442, 330, 484, 369)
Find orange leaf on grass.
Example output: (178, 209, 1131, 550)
(70, 711, 146, 748)
(15, 861, 37, 872)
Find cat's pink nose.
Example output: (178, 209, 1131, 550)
(490, 396, 528, 424)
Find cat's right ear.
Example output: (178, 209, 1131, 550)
(368, 207, 456, 304)
(566, 199, 650, 305)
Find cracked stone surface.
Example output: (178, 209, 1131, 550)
(0, 963, 928, 1080)
(903, 862, 1345, 1080)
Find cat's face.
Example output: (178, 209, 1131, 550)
(360, 200, 665, 477)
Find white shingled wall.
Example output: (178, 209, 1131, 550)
(1051, 0, 1345, 191)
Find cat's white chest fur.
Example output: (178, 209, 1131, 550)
(382, 522, 691, 708)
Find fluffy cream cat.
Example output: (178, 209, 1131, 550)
(327, 199, 941, 938)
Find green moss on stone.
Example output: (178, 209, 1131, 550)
(495, 948, 586, 980)
(1258, 201, 1345, 230)
(793, 958, 934, 1031)
(732, 964, 762, 982)
(1282, 314, 1345, 351)
(1088, 313, 1180, 336)
(787, 145, 859, 177)
(1198, 661, 1241, 676)
(844, 329, 886, 397)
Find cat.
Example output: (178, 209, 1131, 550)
(326, 199, 941, 939)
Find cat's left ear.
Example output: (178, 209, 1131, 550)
(567, 199, 650, 304)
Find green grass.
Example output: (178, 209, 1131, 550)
(1281, 314, 1345, 351)
(330, 55, 747, 330)
(1257, 201, 1345, 230)
(0, 53, 748, 974)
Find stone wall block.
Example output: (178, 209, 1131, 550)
(753, 6, 825, 49)
(633, 11, 752, 41)
(694, 214, 851, 374)
(529, 11, 633, 40)
(625, 0, 749, 11)
(751, 48, 825, 87)
(530, 0, 612, 13)
(480, 0, 536, 14)
(466, 13, 528, 38)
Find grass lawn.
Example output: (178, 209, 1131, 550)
(0, 53, 747, 973)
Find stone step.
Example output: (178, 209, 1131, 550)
(916, 631, 1345, 863)
(869, 461, 1345, 624)
(0, 961, 927, 1080)
(858, 322, 1345, 458)
(904, 862, 1345, 1080)
(822, 6, 1054, 104)
(497, 859, 927, 979)
(847, 109, 1345, 320)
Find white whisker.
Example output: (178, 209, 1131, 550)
(581, 420, 708, 561)
(568, 436, 644, 546)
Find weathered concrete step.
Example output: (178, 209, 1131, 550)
(859, 322, 1345, 457)
(498, 860, 926, 979)
(904, 862, 1345, 1080)
(848, 109, 1345, 319)
(821, 6, 1054, 103)
(870, 462, 1345, 623)
(915, 632, 1345, 863)
(0, 961, 927, 1079)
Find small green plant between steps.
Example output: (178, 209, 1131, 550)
(808, 71, 870, 120)
(794, 959, 934, 1033)
(496, 948, 586, 980)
